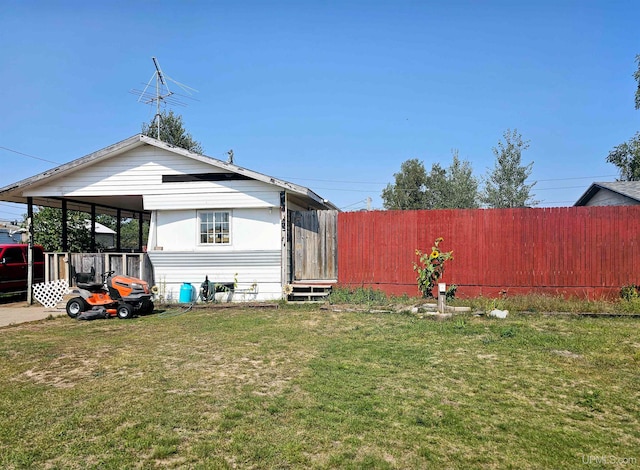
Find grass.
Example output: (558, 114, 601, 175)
(330, 286, 640, 314)
(1, 303, 639, 468)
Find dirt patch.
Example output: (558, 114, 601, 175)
(550, 349, 583, 359)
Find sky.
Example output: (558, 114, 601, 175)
(1, 0, 639, 221)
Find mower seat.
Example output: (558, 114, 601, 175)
(77, 282, 105, 292)
(73, 266, 96, 284)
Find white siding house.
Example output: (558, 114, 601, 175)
(0, 135, 337, 301)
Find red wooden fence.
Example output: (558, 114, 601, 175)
(337, 206, 640, 299)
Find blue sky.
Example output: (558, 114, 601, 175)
(1, 0, 638, 220)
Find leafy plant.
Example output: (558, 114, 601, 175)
(620, 284, 640, 301)
(328, 286, 388, 305)
(413, 237, 454, 298)
(445, 284, 458, 301)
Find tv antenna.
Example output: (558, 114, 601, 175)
(130, 57, 198, 141)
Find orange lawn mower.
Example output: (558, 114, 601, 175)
(66, 270, 154, 320)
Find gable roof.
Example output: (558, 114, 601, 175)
(574, 181, 640, 206)
(0, 134, 338, 213)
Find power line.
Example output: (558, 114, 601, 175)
(0, 146, 59, 165)
(340, 199, 368, 210)
(532, 174, 616, 182)
(278, 174, 617, 186)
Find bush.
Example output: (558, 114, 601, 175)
(620, 284, 640, 301)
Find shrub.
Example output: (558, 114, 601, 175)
(620, 284, 640, 301)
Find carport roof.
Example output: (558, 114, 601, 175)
(0, 134, 338, 216)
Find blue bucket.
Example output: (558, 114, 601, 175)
(179, 282, 193, 303)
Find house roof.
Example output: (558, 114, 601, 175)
(574, 181, 640, 206)
(85, 220, 116, 235)
(0, 134, 338, 213)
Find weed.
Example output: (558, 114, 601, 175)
(576, 390, 603, 412)
(500, 326, 517, 338)
(328, 286, 388, 305)
(620, 284, 640, 301)
(453, 318, 466, 330)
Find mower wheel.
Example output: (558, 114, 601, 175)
(140, 299, 154, 315)
(116, 303, 133, 319)
(66, 297, 87, 318)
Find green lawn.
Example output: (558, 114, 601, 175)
(1, 305, 638, 469)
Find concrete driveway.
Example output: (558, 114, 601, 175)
(0, 300, 66, 327)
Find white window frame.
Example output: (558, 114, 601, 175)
(198, 210, 232, 245)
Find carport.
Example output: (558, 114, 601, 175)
(0, 136, 153, 303)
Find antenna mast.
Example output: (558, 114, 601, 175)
(130, 57, 198, 143)
(152, 57, 167, 139)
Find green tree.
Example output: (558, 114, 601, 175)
(94, 215, 149, 250)
(635, 54, 640, 110)
(481, 129, 537, 208)
(443, 150, 480, 209)
(381, 158, 428, 209)
(120, 218, 150, 250)
(424, 162, 448, 209)
(142, 110, 204, 153)
(382, 153, 479, 210)
(29, 207, 92, 252)
(28, 210, 149, 252)
(606, 132, 640, 181)
(606, 55, 640, 181)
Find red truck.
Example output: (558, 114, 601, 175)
(0, 244, 45, 294)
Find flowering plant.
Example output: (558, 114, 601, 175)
(413, 237, 454, 298)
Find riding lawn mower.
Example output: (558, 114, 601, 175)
(66, 270, 154, 319)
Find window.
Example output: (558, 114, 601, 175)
(199, 211, 230, 244)
(3, 247, 24, 264)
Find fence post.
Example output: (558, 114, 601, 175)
(438, 283, 446, 313)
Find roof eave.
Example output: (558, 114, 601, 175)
(0, 134, 145, 200)
(574, 183, 602, 206)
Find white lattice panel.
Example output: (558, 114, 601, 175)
(33, 280, 70, 308)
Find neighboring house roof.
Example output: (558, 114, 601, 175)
(0, 134, 338, 212)
(574, 181, 640, 206)
(85, 220, 116, 235)
(0, 221, 24, 244)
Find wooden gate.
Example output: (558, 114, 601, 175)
(291, 210, 337, 281)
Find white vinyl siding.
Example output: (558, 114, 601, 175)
(154, 208, 280, 252)
(147, 250, 282, 302)
(144, 190, 279, 210)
